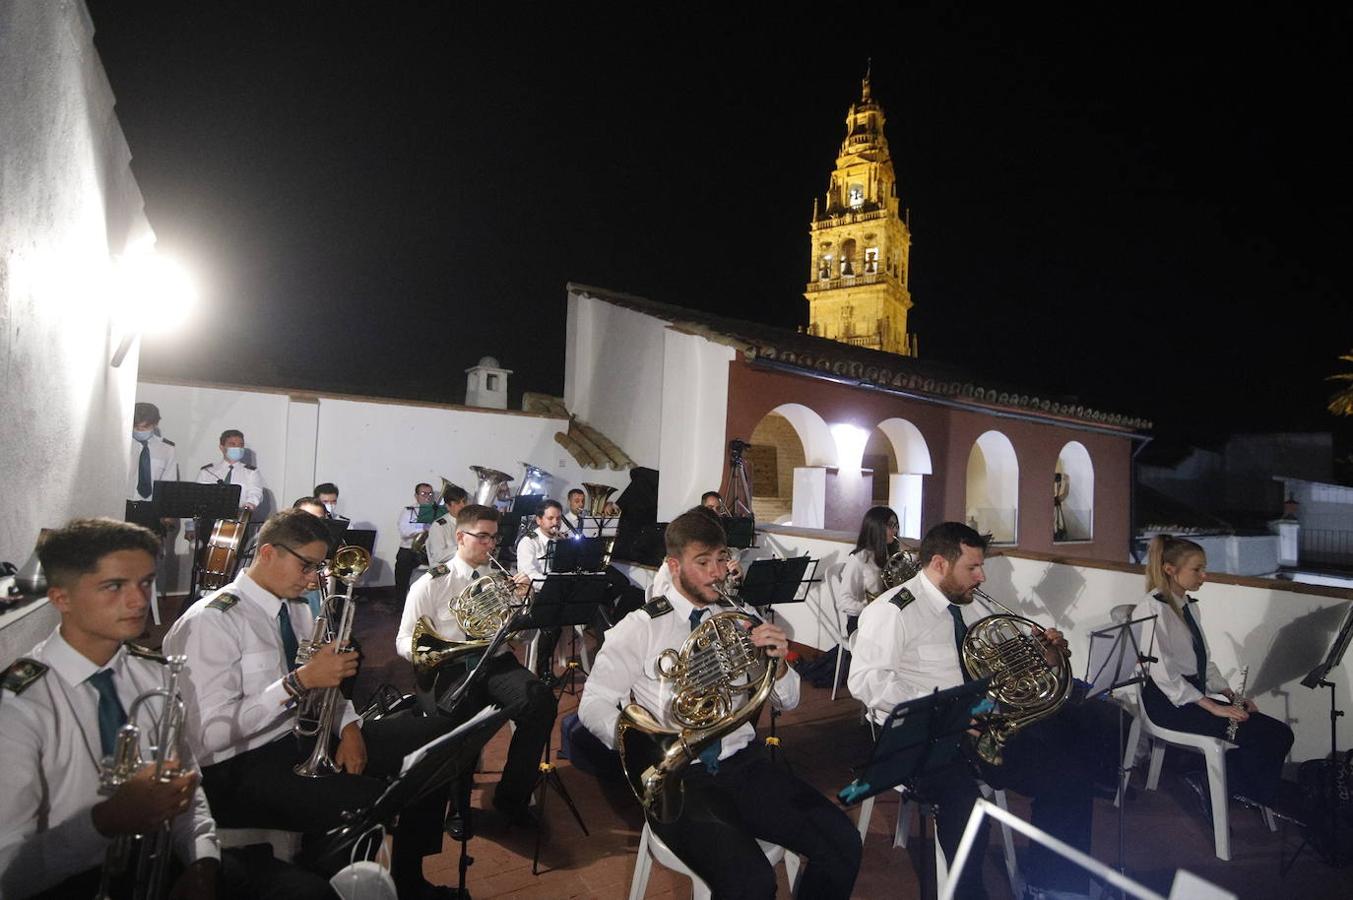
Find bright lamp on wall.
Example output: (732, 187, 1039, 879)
(830, 423, 870, 473)
(109, 250, 198, 367)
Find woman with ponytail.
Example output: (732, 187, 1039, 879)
(836, 506, 899, 635)
(1132, 534, 1293, 814)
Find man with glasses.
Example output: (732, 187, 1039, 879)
(395, 482, 440, 603)
(395, 505, 556, 827)
(165, 510, 460, 899)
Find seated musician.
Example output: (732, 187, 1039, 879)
(1133, 535, 1294, 817)
(0, 518, 330, 899)
(849, 521, 1098, 900)
(515, 499, 563, 584)
(165, 509, 459, 899)
(396, 482, 440, 601)
(579, 509, 862, 899)
(837, 505, 900, 636)
(562, 488, 586, 535)
(187, 429, 264, 545)
(700, 490, 723, 513)
(312, 482, 344, 521)
(394, 504, 557, 826)
(425, 483, 470, 566)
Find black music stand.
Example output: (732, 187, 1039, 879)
(724, 516, 756, 550)
(515, 574, 608, 874)
(547, 536, 608, 574)
(838, 680, 993, 900)
(1083, 612, 1156, 890)
(1292, 604, 1353, 868)
(300, 705, 509, 897)
(737, 555, 820, 765)
(155, 481, 240, 603)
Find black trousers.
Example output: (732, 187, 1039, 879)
(648, 745, 861, 900)
(33, 846, 333, 900)
(429, 652, 558, 813)
(1142, 678, 1294, 805)
(200, 712, 456, 868)
(394, 547, 424, 602)
(911, 760, 988, 900)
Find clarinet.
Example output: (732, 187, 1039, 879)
(1226, 664, 1249, 741)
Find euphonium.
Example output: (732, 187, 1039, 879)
(95, 655, 189, 900)
(411, 554, 522, 680)
(470, 465, 514, 506)
(293, 545, 369, 777)
(615, 583, 777, 823)
(962, 587, 1072, 765)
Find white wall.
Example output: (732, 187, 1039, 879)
(564, 289, 668, 468)
(138, 380, 633, 588)
(655, 329, 735, 520)
(0, 0, 149, 565)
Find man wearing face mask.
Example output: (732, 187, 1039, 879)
(313, 483, 346, 522)
(195, 430, 264, 511)
(126, 402, 179, 534)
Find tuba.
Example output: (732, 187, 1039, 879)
(96, 655, 189, 900)
(581, 482, 617, 517)
(962, 587, 1072, 764)
(470, 465, 514, 506)
(615, 585, 777, 823)
(516, 462, 554, 498)
(293, 545, 369, 777)
(411, 553, 522, 681)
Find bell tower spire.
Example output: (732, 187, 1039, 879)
(803, 67, 917, 356)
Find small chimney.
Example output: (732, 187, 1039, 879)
(465, 356, 511, 410)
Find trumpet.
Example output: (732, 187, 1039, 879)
(95, 655, 189, 900)
(293, 545, 370, 777)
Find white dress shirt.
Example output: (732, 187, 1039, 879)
(0, 628, 218, 898)
(164, 572, 359, 767)
(398, 507, 430, 550)
(1132, 591, 1230, 707)
(515, 530, 552, 583)
(848, 569, 985, 725)
(561, 510, 584, 537)
(425, 515, 455, 565)
(127, 435, 179, 501)
(196, 459, 264, 509)
(837, 549, 883, 617)
(578, 580, 799, 761)
(395, 555, 515, 662)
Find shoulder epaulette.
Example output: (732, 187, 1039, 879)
(161, 438, 175, 446)
(244, 464, 256, 471)
(207, 592, 240, 612)
(435, 516, 448, 525)
(199, 463, 213, 470)
(2, 658, 48, 695)
(642, 596, 673, 618)
(1152, 592, 1168, 603)
(888, 588, 917, 612)
(126, 643, 167, 664)
(430, 564, 450, 578)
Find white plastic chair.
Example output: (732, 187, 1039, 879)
(1117, 680, 1276, 861)
(854, 782, 1022, 897)
(822, 563, 850, 701)
(217, 827, 303, 862)
(626, 819, 801, 900)
(525, 625, 591, 678)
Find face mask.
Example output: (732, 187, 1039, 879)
(324, 502, 336, 514)
(225, 447, 245, 462)
(132, 430, 154, 442)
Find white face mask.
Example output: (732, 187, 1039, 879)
(324, 501, 336, 514)
(132, 430, 154, 442)
(225, 446, 245, 462)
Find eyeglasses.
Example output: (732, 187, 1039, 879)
(275, 543, 326, 575)
(415, 490, 435, 498)
(458, 530, 501, 544)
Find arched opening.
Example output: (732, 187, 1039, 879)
(862, 427, 898, 505)
(1055, 441, 1094, 541)
(747, 403, 835, 526)
(840, 238, 857, 277)
(876, 417, 932, 539)
(966, 431, 1019, 543)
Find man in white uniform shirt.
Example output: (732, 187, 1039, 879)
(849, 522, 1095, 900)
(194, 429, 264, 510)
(424, 483, 469, 566)
(126, 402, 179, 531)
(562, 488, 585, 536)
(579, 509, 861, 899)
(165, 509, 458, 899)
(396, 504, 556, 825)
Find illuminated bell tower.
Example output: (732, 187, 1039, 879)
(805, 69, 917, 356)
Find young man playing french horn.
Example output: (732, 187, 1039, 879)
(579, 508, 861, 899)
(166, 508, 459, 899)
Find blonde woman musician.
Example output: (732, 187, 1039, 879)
(1133, 534, 1293, 814)
(836, 506, 899, 635)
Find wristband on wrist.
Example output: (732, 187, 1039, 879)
(283, 670, 307, 698)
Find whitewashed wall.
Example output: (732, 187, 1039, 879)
(656, 329, 735, 520)
(138, 380, 633, 588)
(742, 526, 1352, 764)
(0, 0, 150, 567)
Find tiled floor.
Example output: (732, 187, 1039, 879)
(159, 589, 1353, 898)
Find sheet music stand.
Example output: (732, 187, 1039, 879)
(299, 705, 509, 897)
(724, 515, 755, 549)
(839, 680, 993, 899)
(548, 536, 608, 574)
(1295, 603, 1353, 867)
(155, 481, 241, 603)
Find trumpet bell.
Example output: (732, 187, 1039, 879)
(470, 465, 514, 506)
(410, 616, 492, 680)
(581, 482, 617, 516)
(330, 545, 370, 582)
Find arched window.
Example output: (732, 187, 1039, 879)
(875, 418, 933, 539)
(966, 431, 1019, 543)
(840, 239, 857, 277)
(1054, 442, 1094, 541)
(748, 403, 835, 527)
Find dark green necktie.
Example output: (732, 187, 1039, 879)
(689, 607, 723, 773)
(278, 603, 300, 671)
(224, 465, 233, 485)
(948, 605, 975, 683)
(88, 669, 128, 758)
(136, 441, 152, 498)
(1181, 602, 1209, 693)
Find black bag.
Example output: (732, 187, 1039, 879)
(1297, 751, 1353, 865)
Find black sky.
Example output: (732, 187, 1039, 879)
(86, 2, 1353, 446)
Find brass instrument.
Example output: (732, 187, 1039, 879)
(581, 482, 618, 518)
(962, 587, 1071, 765)
(96, 655, 189, 900)
(615, 584, 777, 823)
(1227, 664, 1249, 741)
(516, 462, 554, 498)
(470, 465, 514, 506)
(411, 477, 461, 556)
(879, 546, 921, 591)
(411, 552, 522, 680)
(293, 545, 370, 777)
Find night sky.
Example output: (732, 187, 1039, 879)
(86, 3, 1353, 447)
